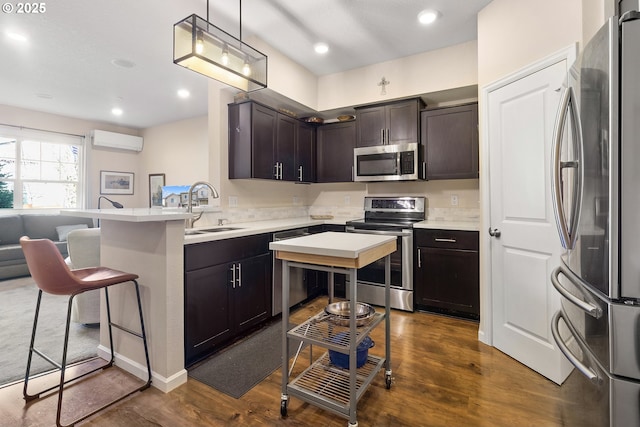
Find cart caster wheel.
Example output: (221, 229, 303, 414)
(385, 374, 392, 389)
(280, 399, 288, 417)
(348, 422, 358, 427)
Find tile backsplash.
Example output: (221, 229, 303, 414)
(196, 205, 478, 226)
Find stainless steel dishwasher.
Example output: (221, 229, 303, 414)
(272, 228, 309, 315)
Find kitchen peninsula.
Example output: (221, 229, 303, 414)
(61, 208, 351, 392)
(63, 208, 192, 392)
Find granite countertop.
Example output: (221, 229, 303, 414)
(61, 208, 192, 222)
(63, 209, 480, 241)
(183, 217, 357, 244)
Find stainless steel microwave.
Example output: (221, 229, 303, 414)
(353, 142, 419, 182)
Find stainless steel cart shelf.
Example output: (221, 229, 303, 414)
(287, 312, 385, 350)
(287, 352, 385, 415)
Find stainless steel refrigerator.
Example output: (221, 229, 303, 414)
(550, 3, 640, 426)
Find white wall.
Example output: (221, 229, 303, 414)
(139, 116, 208, 207)
(247, 35, 319, 110)
(318, 41, 478, 111)
(0, 104, 143, 209)
(477, 0, 582, 88)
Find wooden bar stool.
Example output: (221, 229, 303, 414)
(19, 236, 152, 427)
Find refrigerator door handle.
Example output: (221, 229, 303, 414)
(551, 87, 573, 248)
(551, 265, 603, 318)
(551, 86, 584, 250)
(551, 310, 599, 383)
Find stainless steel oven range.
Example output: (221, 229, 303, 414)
(345, 196, 425, 312)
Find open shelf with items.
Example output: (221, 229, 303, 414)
(269, 231, 396, 427)
(287, 311, 384, 348)
(288, 352, 386, 416)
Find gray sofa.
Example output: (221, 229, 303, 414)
(0, 214, 95, 280)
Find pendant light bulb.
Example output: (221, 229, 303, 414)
(195, 30, 204, 54)
(221, 46, 229, 66)
(242, 61, 251, 76)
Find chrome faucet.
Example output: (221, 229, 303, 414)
(186, 181, 220, 228)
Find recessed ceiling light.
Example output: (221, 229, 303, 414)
(314, 43, 329, 55)
(6, 31, 27, 42)
(177, 89, 190, 98)
(111, 108, 123, 116)
(418, 10, 440, 25)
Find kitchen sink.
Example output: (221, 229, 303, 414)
(184, 227, 243, 235)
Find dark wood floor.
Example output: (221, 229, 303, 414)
(0, 297, 594, 427)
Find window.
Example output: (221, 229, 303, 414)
(0, 127, 85, 209)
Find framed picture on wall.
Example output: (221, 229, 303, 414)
(100, 170, 134, 195)
(149, 173, 165, 207)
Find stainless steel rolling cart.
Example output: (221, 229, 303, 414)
(270, 232, 396, 427)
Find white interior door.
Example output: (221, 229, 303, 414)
(486, 53, 574, 385)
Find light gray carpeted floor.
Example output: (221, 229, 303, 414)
(0, 276, 100, 386)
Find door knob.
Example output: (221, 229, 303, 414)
(488, 227, 501, 238)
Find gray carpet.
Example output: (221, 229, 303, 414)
(188, 321, 300, 399)
(0, 276, 100, 386)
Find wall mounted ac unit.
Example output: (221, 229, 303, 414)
(91, 130, 143, 152)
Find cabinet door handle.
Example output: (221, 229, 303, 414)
(386, 128, 390, 145)
(274, 163, 279, 179)
(237, 263, 242, 287)
(417, 248, 421, 268)
(298, 166, 303, 181)
(434, 238, 457, 243)
(380, 128, 385, 145)
(230, 264, 236, 288)
(422, 161, 426, 179)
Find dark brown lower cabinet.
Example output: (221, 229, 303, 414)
(185, 264, 233, 364)
(415, 229, 479, 320)
(233, 253, 271, 333)
(184, 234, 271, 366)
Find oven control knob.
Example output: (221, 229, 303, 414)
(488, 227, 501, 238)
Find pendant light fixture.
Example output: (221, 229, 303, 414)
(173, 0, 267, 92)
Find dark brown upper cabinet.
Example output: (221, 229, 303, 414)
(229, 102, 275, 180)
(228, 101, 316, 182)
(420, 103, 479, 180)
(296, 122, 316, 183)
(355, 98, 423, 147)
(316, 121, 356, 183)
(276, 113, 296, 181)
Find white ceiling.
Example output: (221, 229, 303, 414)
(0, 0, 492, 129)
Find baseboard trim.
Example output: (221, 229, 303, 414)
(97, 345, 187, 393)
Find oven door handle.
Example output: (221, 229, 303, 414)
(345, 226, 411, 237)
